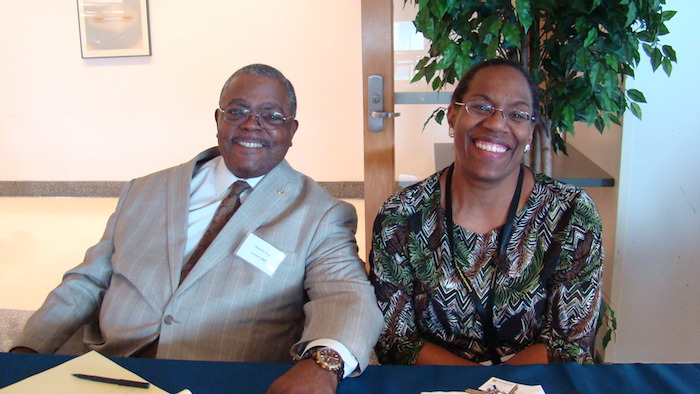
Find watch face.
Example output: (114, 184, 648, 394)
(318, 348, 342, 368)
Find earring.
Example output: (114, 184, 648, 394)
(448, 127, 455, 138)
(524, 144, 531, 153)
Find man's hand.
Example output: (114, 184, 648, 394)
(266, 358, 338, 394)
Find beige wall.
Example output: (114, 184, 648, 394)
(568, 123, 622, 300)
(0, 0, 363, 182)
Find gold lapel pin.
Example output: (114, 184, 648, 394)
(277, 189, 286, 196)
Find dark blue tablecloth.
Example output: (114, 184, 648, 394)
(1, 352, 698, 393)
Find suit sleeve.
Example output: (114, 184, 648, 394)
(292, 200, 383, 376)
(13, 181, 134, 354)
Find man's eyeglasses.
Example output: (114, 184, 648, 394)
(454, 101, 536, 125)
(218, 107, 294, 130)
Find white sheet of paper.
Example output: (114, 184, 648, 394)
(235, 233, 286, 276)
(479, 376, 546, 394)
(420, 376, 546, 394)
(0, 350, 167, 393)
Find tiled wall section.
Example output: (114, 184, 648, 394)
(0, 181, 364, 199)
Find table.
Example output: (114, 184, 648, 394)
(1, 352, 698, 393)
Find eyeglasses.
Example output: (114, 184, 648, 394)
(218, 107, 294, 130)
(454, 101, 536, 125)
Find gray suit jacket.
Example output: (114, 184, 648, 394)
(16, 148, 382, 372)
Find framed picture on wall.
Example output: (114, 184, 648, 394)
(76, 0, 151, 58)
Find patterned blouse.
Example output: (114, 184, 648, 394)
(369, 168, 603, 365)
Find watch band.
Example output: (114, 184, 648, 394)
(301, 346, 344, 383)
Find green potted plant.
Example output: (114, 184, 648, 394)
(407, 0, 677, 175)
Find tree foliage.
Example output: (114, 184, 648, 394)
(407, 0, 677, 152)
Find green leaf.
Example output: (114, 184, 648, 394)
(563, 105, 575, 128)
(486, 36, 499, 58)
(650, 47, 663, 71)
(610, 308, 617, 329)
(627, 89, 646, 103)
(478, 16, 498, 42)
(439, 43, 458, 69)
(662, 57, 673, 76)
(573, 17, 588, 34)
(415, 56, 429, 71)
(662, 10, 678, 22)
(604, 55, 619, 70)
(435, 0, 449, 18)
(624, 1, 637, 28)
(619, 63, 635, 77)
(422, 107, 446, 131)
(662, 45, 677, 62)
(597, 88, 612, 111)
(515, 0, 533, 32)
(501, 23, 521, 47)
(603, 329, 612, 348)
(434, 108, 445, 124)
(431, 75, 442, 91)
(594, 117, 605, 133)
(630, 102, 643, 120)
(489, 19, 502, 36)
(411, 68, 425, 83)
(589, 61, 602, 85)
(584, 28, 598, 47)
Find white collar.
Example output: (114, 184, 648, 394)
(213, 156, 264, 196)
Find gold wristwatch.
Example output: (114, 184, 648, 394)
(302, 346, 344, 383)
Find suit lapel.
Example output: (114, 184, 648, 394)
(177, 160, 301, 291)
(167, 148, 221, 291)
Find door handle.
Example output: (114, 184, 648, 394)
(371, 111, 400, 118)
(368, 75, 400, 132)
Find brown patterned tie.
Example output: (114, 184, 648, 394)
(179, 180, 251, 284)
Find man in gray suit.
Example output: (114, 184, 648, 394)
(12, 64, 383, 393)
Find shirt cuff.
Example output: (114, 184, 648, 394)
(303, 339, 359, 378)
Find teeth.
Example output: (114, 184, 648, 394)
(475, 140, 507, 153)
(238, 141, 264, 148)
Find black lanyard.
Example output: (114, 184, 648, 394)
(444, 163, 524, 365)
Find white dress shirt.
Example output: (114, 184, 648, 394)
(185, 156, 262, 260)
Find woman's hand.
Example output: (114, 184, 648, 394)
(504, 343, 549, 365)
(415, 342, 481, 366)
(415, 342, 549, 366)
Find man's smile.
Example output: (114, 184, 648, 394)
(233, 137, 268, 148)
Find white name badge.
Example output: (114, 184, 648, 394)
(235, 233, 286, 276)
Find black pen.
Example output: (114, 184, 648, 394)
(72, 373, 150, 389)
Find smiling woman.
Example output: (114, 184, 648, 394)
(369, 58, 604, 367)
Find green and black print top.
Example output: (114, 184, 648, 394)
(369, 167, 604, 365)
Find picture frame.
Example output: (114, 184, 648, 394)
(76, 0, 151, 58)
